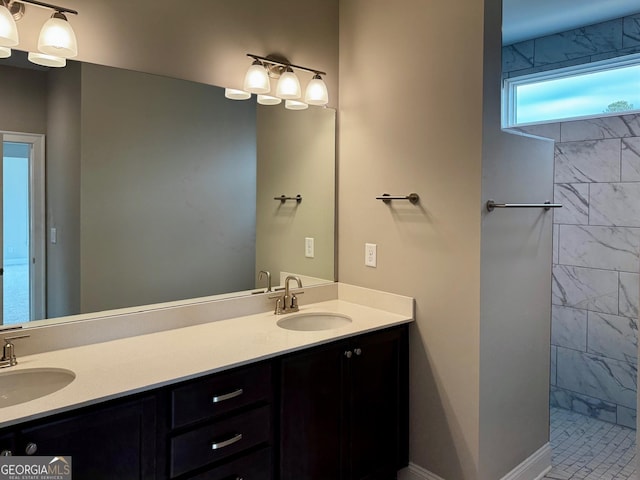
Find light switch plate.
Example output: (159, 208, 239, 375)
(305, 237, 314, 258)
(365, 243, 377, 267)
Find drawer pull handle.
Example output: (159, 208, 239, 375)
(212, 388, 244, 403)
(211, 433, 243, 450)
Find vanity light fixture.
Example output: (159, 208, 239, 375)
(243, 58, 270, 94)
(227, 53, 329, 108)
(1, 0, 79, 65)
(38, 10, 77, 58)
(285, 99, 308, 110)
(276, 66, 301, 99)
(0, 46, 10, 57)
(304, 74, 329, 106)
(257, 95, 282, 105)
(0, 1, 19, 47)
(28, 50, 65, 67)
(224, 88, 251, 100)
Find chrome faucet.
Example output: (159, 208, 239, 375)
(1, 335, 30, 368)
(271, 276, 303, 314)
(258, 270, 272, 293)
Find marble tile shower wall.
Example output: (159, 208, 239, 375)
(503, 13, 640, 77)
(503, 14, 640, 429)
(518, 115, 640, 429)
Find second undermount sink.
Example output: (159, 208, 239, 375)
(277, 312, 352, 332)
(0, 368, 76, 408)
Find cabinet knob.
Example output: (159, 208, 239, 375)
(344, 350, 353, 358)
(0, 450, 12, 456)
(354, 348, 362, 356)
(25, 442, 38, 456)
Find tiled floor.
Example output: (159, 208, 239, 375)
(543, 407, 637, 480)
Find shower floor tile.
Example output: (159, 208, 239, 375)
(543, 407, 637, 480)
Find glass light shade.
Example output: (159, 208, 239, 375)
(0, 46, 10, 58)
(28, 51, 66, 68)
(224, 88, 251, 100)
(0, 4, 18, 47)
(257, 95, 282, 106)
(243, 61, 270, 94)
(38, 13, 78, 58)
(276, 69, 301, 99)
(285, 100, 309, 111)
(304, 75, 329, 106)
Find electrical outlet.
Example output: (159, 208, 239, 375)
(305, 237, 314, 258)
(365, 243, 377, 267)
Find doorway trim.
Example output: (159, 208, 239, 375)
(2, 131, 46, 321)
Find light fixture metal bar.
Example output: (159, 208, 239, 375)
(247, 53, 326, 76)
(15, 0, 77, 15)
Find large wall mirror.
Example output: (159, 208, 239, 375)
(0, 51, 336, 328)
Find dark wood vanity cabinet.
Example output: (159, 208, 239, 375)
(165, 362, 274, 479)
(279, 325, 409, 480)
(1, 395, 157, 479)
(0, 324, 408, 480)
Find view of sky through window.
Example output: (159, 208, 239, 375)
(513, 64, 640, 125)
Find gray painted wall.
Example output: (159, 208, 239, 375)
(79, 64, 257, 312)
(0, 65, 46, 134)
(46, 62, 82, 318)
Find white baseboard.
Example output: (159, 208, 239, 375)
(397, 443, 551, 480)
(398, 463, 445, 480)
(500, 443, 552, 480)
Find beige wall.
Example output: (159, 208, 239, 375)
(339, 0, 553, 479)
(339, 0, 484, 477)
(256, 105, 336, 285)
(9, 0, 339, 108)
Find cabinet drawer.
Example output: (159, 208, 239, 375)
(186, 447, 272, 480)
(170, 405, 271, 478)
(172, 362, 272, 428)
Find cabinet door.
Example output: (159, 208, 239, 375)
(348, 327, 408, 480)
(18, 396, 156, 480)
(279, 341, 348, 480)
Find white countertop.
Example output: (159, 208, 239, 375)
(1, 292, 413, 428)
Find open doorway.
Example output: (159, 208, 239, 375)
(1, 132, 45, 325)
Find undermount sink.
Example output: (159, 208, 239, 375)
(0, 368, 76, 408)
(277, 312, 352, 331)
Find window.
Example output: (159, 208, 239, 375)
(503, 54, 640, 127)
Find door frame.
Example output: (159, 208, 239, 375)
(2, 131, 46, 322)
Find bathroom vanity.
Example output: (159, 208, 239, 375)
(0, 285, 412, 479)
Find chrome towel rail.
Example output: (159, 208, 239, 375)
(376, 193, 420, 204)
(486, 200, 562, 212)
(274, 194, 302, 203)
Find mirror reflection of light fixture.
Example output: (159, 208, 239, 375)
(304, 74, 329, 106)
(257, 95, 282, 105)
(227, 53, 329, 108)
(0, 0, 19, 47)
(28, 51, 66, 67)
(224, 88, 251, 100)
(0, 46, 10, 58)
(1, 0, 79, 66)
(38, 11, 78, 58)
(243, 59, 270, 94)
(285, 99, 309, 110)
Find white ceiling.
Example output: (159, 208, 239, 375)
(502, 0, 640, 45)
